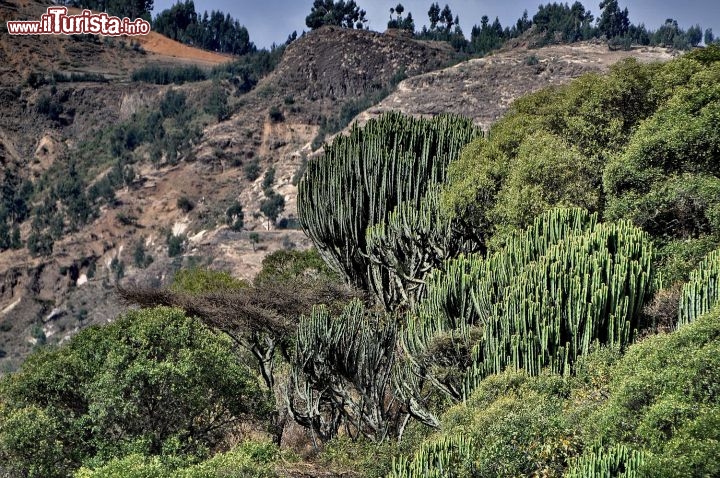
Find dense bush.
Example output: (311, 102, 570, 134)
(131, 65, 207, 85)
(0, 307, 270, 477)
(74, 440, 284, 478)
(391, 307, 720, 477)
(171, 268, 249, 294)
(442, 52, 720, 266)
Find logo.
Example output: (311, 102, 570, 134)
(6, 7, 151, 36)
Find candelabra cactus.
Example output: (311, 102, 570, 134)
(678, 248, 720, 327)
(398, 208, 654, 413)
(297, 112, 479, 309)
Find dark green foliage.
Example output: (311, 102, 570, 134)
(167, 233, 185, 257)
(152, 1, 255, 55)
(261, 167, 276, 192)
(132, 238, 153, 269)
(132, 64, 207, 85)
(0, 307, 270, 476)
(204, 82, 229, 121)
(225, 201, 244, 231)
(160, 89, 187, 118)
(260, 191, 285, 226)
(268, 106, 284, 122)
(306, 0, 368, 30)
(531, 2, 596, 45)
(176, 195, 195, 213)
(210, 47, 285, 95)
(298, 112, 478, 301)
(110, 257, 125, 282)
(36, 94, 63, 122)
(443, 54, 720, 252)
(598, 0, 630, 39)
(244, 159, 261, 181)
(249, 232, 261, 251)
(468, 16, 506, 55)
(603, 58, 720, 242)
(388, 4, 414, 31)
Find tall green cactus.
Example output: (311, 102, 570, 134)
(298, 112, 479, 307)
(389, 435, 475, 478)
(398, 208, 654, 414)
(464, 217, 653, 394)
(565, 444, 646, 478)
(286, 300, 400, 443)
(678, 248, 720, 327)
(366, 187, 476, 310)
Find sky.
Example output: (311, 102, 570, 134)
(151, 0, 720, 50)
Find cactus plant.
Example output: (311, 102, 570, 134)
(297, 112, 479, 308)
(286, 300, 401, 443)
(678, 248, 720, 327)
(398, 208, 654, 414)
(366, 187, 477, 310)
(565, 444, 646, 478)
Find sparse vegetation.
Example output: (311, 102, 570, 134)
(132, 238, 153, 269)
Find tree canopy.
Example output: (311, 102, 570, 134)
(306, 0, 368, 30)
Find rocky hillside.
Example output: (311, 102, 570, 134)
(353, 41, 677, 131)
(0, 0, 459, 371)
(0, 0, 680, 373)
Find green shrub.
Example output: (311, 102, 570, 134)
(253, 249, 336, 286)
(132, 239, 153, 269)
(176, 196, 195, 213)
(244, 159, 261, 181)
(268, 106, 284, 122)
(166, 234, 185, 257)
(261, 167, 276, 192)
(225, 201, 244, 231)
(73, 440, 284, 478)
(159, 90, 187, 118)
(0, 307, 271, 476)
(391, 307, 720, 478)
(171, 268, 249, 294)
(131, 65, 207, 85)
